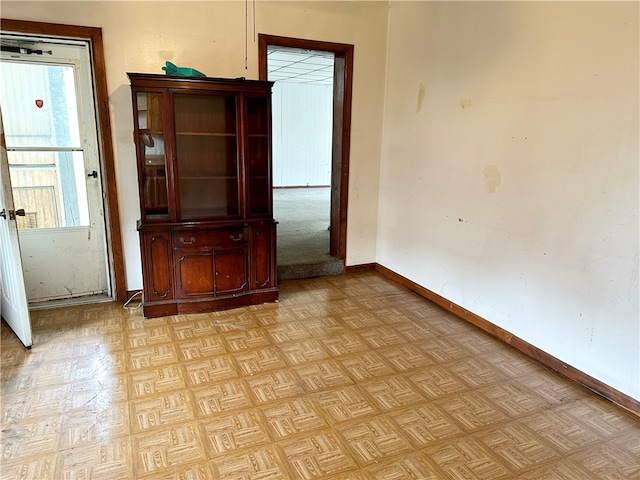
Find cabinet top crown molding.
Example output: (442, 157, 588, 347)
(128, 72, 274, 89)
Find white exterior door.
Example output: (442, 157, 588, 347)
(0, 110, 32, 347)
(0, 37, 110, 304)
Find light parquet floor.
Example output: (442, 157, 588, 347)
(1, 272, 639, 479)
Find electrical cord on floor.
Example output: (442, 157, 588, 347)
(123, 290, 143, 310)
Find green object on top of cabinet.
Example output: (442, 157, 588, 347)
(161, 61, 205, 77)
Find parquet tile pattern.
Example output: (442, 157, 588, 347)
(1, 272, 639, 479)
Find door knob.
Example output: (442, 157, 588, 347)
(88, 170, 98, 178)
(0, 209, 5, 219)
(15, 208, 25, 217)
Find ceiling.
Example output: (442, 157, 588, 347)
(266, 46, 334, 85)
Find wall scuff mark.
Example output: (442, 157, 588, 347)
(483, 164, 501, 193)
(416, 82, 425, 112)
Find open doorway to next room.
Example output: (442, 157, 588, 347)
(266, 45, 344, 280)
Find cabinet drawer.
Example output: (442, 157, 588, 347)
(173, 227, 247, 249)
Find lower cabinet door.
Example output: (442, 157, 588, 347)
(141, 231, 173, 302)
(175, 252, 215, 297)
(214, 249, 248, 293)
(251, 222, 275, 289)
(175, 247, 248, 299)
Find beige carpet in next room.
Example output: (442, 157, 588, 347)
(274, 187, 343, 280)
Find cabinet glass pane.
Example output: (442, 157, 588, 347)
(174, 94, 236, 134)
(248, 177, 270, 216)
(247, 96, 268, 135)
(137, 92, 168, 218)
(174, 93, 239, 218)
(248, 136, 269, 177)
(246, 96, 270, 217)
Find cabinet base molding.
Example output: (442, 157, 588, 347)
(141, 288, 279, 318)
(373, 263, 640, 417)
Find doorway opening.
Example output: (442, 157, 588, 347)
(1, 36, 111, 306)
(0, 20, 125, 306)
(259, 35, 353, 280)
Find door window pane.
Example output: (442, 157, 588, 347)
(7, 150, 89, 229)
(0, 60, 89, 229)
(0, 62, 81, 148)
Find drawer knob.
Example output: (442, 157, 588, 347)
(180, 236, 196, 245)
(229, 233, 243, 241)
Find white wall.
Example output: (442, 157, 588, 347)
(379, 2, 639, 400)
(1, 0, 389, 282)
(272, 82, 332, 187)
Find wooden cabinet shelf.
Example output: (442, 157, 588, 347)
(180, 176, 237, 180)
(129, 73, 277, 317)
(176, 132, 237, 137)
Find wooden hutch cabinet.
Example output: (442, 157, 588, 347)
(129, 73, 278, 317)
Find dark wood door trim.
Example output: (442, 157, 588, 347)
(258, 34, 353, 261)
(1, 19, 126, 301)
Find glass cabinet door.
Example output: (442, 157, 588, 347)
(245, 96, 271, 217)
(173, 93, 239, 219)
(136, 92, 169, 219)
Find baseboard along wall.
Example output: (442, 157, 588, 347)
(344, 262, 640, 417)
